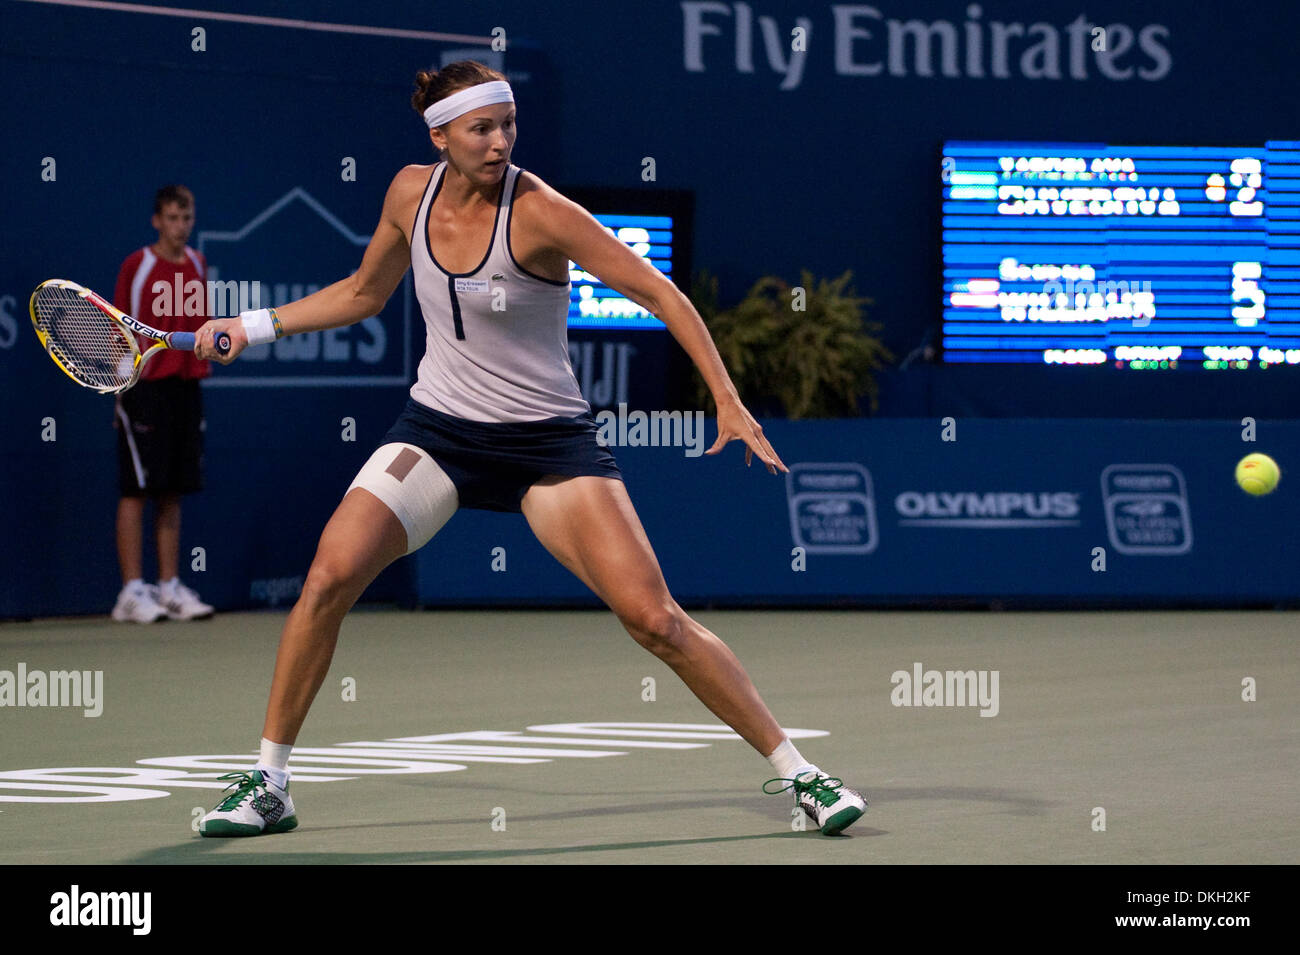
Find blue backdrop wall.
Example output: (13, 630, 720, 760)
(414, 418, 1300, 607)
(2, 0, 1297, 616)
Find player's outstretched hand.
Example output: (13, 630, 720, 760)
(706, 396, 788, 474)
(194, 318, 248, 364)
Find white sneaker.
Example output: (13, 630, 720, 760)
(199, 770, 298, 837)
(155, 579, 214, 620)
(765, 768, 867, 835)
(111, 581, 167, 623)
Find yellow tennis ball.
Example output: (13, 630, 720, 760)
(1235, 453, 1280, 496)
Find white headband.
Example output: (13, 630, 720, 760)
(423, 80, 514, 129)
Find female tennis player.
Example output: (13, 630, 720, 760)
(193, 61, 865, 838)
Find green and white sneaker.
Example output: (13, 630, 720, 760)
(199, 770, 298, 837)
(765, 769, 867, 835)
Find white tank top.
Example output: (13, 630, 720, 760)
(408, 162, 589, 423)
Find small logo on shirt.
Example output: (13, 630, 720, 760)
(491, 272, 506, 282)
(454, 278, 490, 294)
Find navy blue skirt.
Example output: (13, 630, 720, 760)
(381, 397, 622, 513)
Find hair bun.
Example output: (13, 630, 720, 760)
(411, 60, 507, 117)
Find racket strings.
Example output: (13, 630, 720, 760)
(32, 285, 138, 390)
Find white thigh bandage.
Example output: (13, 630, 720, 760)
(347, 443, 459, 555)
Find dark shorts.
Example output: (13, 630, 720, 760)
(381, 397, 622, 513)
(115, 378, 205, 497)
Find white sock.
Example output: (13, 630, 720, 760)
(258, 737, 293, 789)
(159, 576, 179, 590)
(125, 577, 145, 591)
(767, 738, 817, 779)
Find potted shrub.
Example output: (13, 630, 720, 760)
(690, 269, 894, 418)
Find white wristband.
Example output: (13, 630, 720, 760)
(240, 308, 278, 346)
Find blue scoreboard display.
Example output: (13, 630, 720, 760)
(567, 213, 674, 330)
(942, 140, 1300, 368)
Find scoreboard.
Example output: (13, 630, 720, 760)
(557, 186, 693, 332)
(942, 141, 1300, 368)
(567, 213, 673, 330)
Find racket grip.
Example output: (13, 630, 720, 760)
(172, 331, 232, 355)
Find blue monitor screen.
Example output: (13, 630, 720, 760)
(941, 140, 1300, 368)
(568, 213, 674, 330)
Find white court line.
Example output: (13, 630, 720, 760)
(13, 0, 491, 44)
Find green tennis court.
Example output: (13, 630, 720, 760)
(1, 609, 1295, 865)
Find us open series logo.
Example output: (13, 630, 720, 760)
(785, 463, 878, 554)
(1100, 464, 1193, 555)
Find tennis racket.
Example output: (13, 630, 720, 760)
(29, 278, 230, 394)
